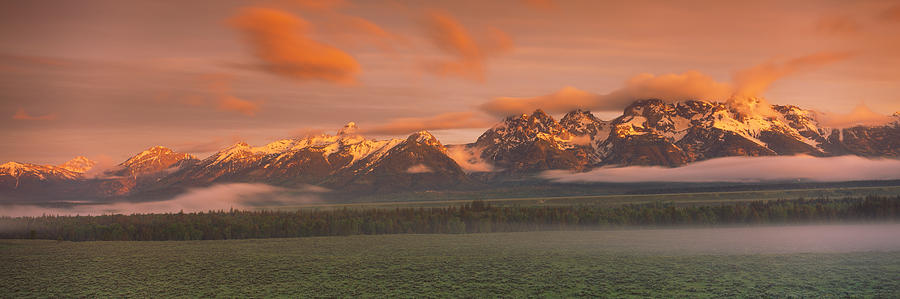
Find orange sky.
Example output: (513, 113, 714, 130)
(1, 0, 899, 164)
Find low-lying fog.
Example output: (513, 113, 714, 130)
(544, 155, 900, 183)
(515, 224, 900, 254)
(0, 183, 322, 217)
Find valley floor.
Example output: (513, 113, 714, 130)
(2, 224, 899, 297)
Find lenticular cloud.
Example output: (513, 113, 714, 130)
(543, 155, 900, 183)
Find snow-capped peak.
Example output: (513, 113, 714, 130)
(125, 146, 176, 162)
(229, 142, 251, 149)
(562, 109, 592, 118)
(0, 160, 82, 187)
(117, 146, 195, 176)
(338, 122, 359, 136)
(211, 142, 257, 163)
(410, 130, 439, 144)
(58, 156, 96, 173)
(0, 161, 25, 172)
(199, 123, 406, 174)
(560, 108, 609, 138)
(530, 109, 551, 119)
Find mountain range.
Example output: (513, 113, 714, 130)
(2, 99, 899, 202)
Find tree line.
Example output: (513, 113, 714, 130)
(1, 196, 897, 241)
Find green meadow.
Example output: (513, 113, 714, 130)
(3, 227, 898, 298)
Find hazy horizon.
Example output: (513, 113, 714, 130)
(2, 0, 900, 164)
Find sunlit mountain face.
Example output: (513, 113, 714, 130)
(2, 99, 898, 202)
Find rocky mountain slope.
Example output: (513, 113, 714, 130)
(2, 99, 898, 201)
(153, 123, 468, 193)
(470, 109, 594, 172)
(470, 99, 899, 170)
(0, 161, 83, 190)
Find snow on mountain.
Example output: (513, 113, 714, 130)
(591, 99, 900, 166)
(157, 124, 468, 192)
(0, 161, 81, 189)
(164, 123, 412, 185)
(472, 109, 596, 172)
(3, 99, 899, 199)
(0, 155, 96, 187)
(559, 109, 611, 143)
(112, 146, 196, 178)
(467, 98, 899, 170)
(337, 121, 359, 135)
(58, 156, 96, 173)
(324, 130, 470, 192)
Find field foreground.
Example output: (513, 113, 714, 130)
(2, 224, 900, 297)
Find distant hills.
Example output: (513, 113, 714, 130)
(2, 99, 898, 202)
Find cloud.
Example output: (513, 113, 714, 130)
(179, 73, 261, 116)
(362, 111, 494, 135)
(481, 86, 595, 116)
(728, 52, 852, 116)
(880, 5, 900, 22)
(173, 135, 243, 154)
(289, 0, 348, 11)
(521, 0, 556, 11)
(329, 15, 404, 51)
(484, 27, 514, 53)
(217, 95, 259, 116)
(12, 108, 57, 120)
(446, 145, 495, 173)
(81, 155, 119, 179)
(283, 0, 402, 52)
(730, 52, 852, 101)
(815, 104, 897, 128)
(0, 183, 324, 217)
(543, 155, 900, 183)
(230, 7, 360, 83)
(815, 15, 861, 35)
(288, 128, 327, 139)
(342, 16, 397, 43)
(0, 53, 72, 68)
(406, 164, 432, 173)
(422, 11, 514, 82)
(481, 71, 732, 116)
(480, 52, 852, 117)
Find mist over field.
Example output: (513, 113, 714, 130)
(544, 156, 900, 183)
(0, 183, 321, 217)
(553, 224, 900, 254)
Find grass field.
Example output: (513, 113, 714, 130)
(3, 225, 899, 297)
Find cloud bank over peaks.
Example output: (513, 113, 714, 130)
(543, 155, 900, 184)
(480, 71, 732, 116)
(815, 104, 898, 128)
(728, 51, 853, 116)
(361, 111, 494, 135)
(480, 52, 853, 118)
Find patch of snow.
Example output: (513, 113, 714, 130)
(58, 156, 96, 173)
(615, 124, 647, 137)
(593, 127, 612, 143)
(624, 116, 647, 128)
